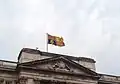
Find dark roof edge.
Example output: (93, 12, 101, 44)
(0, 59, 17, 64)
(17, 48, 96, 63)
(18, 48, 42, 60)
(98, 73, 120, 77)
(41, 51, 96, 63)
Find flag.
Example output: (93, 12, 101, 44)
(47, 34, 65, 47)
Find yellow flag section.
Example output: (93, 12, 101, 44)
(47, 34, 65, 47)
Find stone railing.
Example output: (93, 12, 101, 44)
(99, 74, 120, 83)
(0, 60, 17, 69)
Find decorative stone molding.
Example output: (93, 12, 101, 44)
(18, 77, 28, 84)
(48, 61, 71, 72)
(34, 80, 40, 84)
(5, 80, 12, 84)
(100, 75, 120, 82)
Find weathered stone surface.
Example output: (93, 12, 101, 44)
(0, 48, 119, 84)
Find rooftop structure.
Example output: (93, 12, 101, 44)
(0, 48, 119, 84)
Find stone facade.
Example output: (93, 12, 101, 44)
(0, 48, 120, 84)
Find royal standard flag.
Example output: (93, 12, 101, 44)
(47, 34, 65, 47)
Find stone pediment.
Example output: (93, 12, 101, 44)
(36, 59, 78, 73)
(36, 59, 91, 75)
(45, 60, 71, 72)
(20, 56, 97, 76)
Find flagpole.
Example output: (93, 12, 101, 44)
(46, 33, 48, 52)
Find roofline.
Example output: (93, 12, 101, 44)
(0, 59, 17, 64)
(18, 48, 96, 63)
(99, 73, 120, 77)
(17, 48, 42, 61)
(41, 51, 96, 63)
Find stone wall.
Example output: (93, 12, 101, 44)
(78, 61, 96, 71)
(99, 74, 120, 84)
(19, 52, 41, 63)
(19, 70, 98, 84)
(0, 71, 17, 84)
(18, 51, 96, 72)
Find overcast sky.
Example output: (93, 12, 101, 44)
(0, 0, 120, 75)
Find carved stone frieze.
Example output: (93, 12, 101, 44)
(47, 61, 71, 72)
(18, 77, 28, 84)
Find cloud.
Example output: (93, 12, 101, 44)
(0, 0, 120, 75)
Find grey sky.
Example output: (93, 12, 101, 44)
(0, 0, 120, 75)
